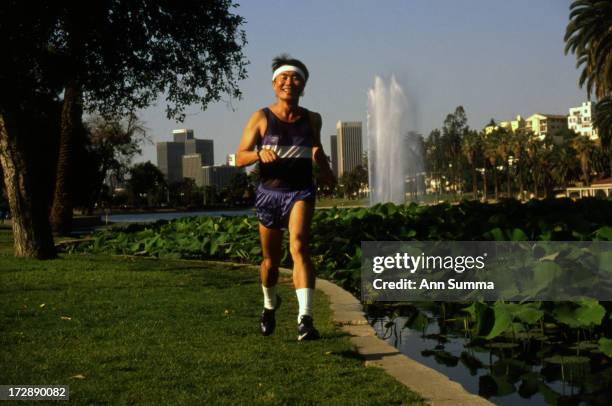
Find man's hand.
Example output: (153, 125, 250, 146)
(258, 149, 279, 164)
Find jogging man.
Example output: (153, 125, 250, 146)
(236, 55, 335, 340)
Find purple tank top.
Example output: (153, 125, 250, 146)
(259, 107, 314, 190)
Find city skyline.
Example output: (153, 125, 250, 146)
(135, 0, 586, 166)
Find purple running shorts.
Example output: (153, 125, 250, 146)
(255, 184, 316, 229)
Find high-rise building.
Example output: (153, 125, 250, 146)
(185, 139, 214, 166)
(182, 154, 204, 186)
(157, 141, 185, 184)
(336, 121, 363, 178)
(568, 101, 598, 140)
(156, 129, 213, 184)
(172, 129, 194, 143)
(330, 135, 338, 178)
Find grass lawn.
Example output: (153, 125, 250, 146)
(0, 226, 424, 405)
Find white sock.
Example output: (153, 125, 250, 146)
(296, 288, 313, 322)
(262, 285, 277, 310)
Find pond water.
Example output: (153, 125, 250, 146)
(101, 209, 254, 224)
(368, 306, 611, 405)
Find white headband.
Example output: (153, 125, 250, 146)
(272, 65, 305, 82)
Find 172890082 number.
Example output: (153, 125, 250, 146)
(0, 385, 69, 400)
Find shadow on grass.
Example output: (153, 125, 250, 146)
(334, 349, 365, 361)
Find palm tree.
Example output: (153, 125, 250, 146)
(495, 128, 512, 197)
(473, 132, 489, 202)
(525, 137, 545, 199)
(565, 0, 612, 176)
(483, 131, 501, 201)
(461, 130, 481, 198)
(593, 95, 612, 176)
(425, 129, 444, 196)
(565, 0, 612, 100)
(509, 129, 529, 200)
(573, 135, 597, 185)
(549, 142, 576, 190)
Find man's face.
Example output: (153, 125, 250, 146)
(272, 70, 304, 101)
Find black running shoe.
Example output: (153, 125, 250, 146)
(260, 295, 281, 336)
(297, 315, 320, 341)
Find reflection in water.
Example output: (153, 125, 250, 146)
(367, 307, 611, 406)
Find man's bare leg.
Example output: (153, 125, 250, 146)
(288, 199, 319, 340)
(259, 223, 282, 307)
(258, 223, 283, 336)
(288, 200, 315, 289)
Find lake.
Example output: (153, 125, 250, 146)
(368, 305, 611, 406)
(101, 209, 254, 224)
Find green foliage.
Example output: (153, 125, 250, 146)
(595, 226, 612, 241)
(1, 1, 249, 119)
(599, 337, 612, 357)
(80, 114, 148, 210)
(553, 299, 606, 329)
(462, 302, 494, 336)
(74, 198, 612, 346)
(338, 165, 368, 199)
(485, 302, 514, 339)
(484, 302, 544, 339)
(127, 162, 166, 207)
(565, 0, 612, 99)
(77, 198, 612, 292)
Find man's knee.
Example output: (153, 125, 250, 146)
(261, 257, 280, 271)
(289, 236, 309, 261)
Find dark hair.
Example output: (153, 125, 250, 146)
(271, 54, 309, 83)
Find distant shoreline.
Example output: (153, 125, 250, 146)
(89, 206, 253, 216)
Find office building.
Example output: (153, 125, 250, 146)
(156, 129, 214, 184)
(182, 154, 204, 186)
(568, 101, 598, 140)
(157, 141, 185, 184)
(336, 121, 363, 178)
(185, 138, 214, 166)
(330, 135, 338, 178)
(172, 129, 194, 143)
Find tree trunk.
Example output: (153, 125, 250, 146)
(50, 84, 82, 235)
(0, 111, 56, 259)
(482, 170, 487, 202)
(472, 168, 478, 197)
(506, 167, 511, 198)
(493, 169, 498, 201)
(519, 167, 524, 201)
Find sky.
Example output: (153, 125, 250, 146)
(135, 0, 586, 166)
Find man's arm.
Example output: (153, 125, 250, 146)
(309, 112, 336, 187)
(236, 110, 278, 167)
